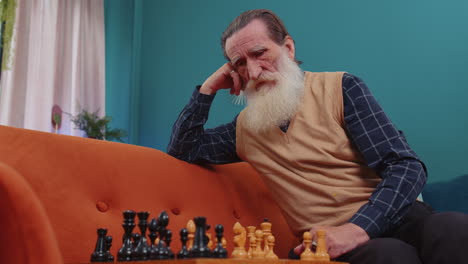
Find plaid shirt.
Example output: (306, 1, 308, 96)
(167, 73, 427, 238)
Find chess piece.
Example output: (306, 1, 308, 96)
(315, 230, 330, 261)
(231, 222, 248, 259)
(249, 235, 256, 259)
(212, 224, 228, 258)
(190, 217, 211, 258)
(187, 219, 196, 250)
(118, 210, 136, 261)
(166, 230, 175, 259)
(156, 211, 170, 259)
(252, 229, 265, 259)
(105, 236, 114, 262)
(90, 228, 109, 262)
(133, 211, 150, 260)
(148, 218, 159, 259)
(246, 226, 256, 258)
(177, 228, 190, 259)
(132, 233, 141, 249)
(222, 237, 227, 249)
(215, 232, 227, 249)
(264, 235, 278, 260)
(206, 232, 213, 250)
(300, 231, 315, 261)
(260, 219, 272, 254)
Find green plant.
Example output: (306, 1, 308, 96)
(70, 109, 127, 142)
(0, 0, 17, 70)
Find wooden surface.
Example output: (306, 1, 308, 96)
(72, 258, 348, 264)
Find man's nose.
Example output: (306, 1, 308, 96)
(247, 60, 262, 80)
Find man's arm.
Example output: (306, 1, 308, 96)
(167, 86, 241, 164)
(342, 73, 427, 238)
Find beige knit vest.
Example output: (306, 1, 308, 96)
(236, 71, 381, 237)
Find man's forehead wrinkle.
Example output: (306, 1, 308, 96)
(226, 36, 269, 61)
(225, 20, 271, 60)
(250, 45, 266, 53)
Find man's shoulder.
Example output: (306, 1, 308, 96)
(304, 71, 364, 86)
(303, 71, 347, 85)
(304, 71, 348, 78)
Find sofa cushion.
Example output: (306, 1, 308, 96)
(422, 174, 468, 214)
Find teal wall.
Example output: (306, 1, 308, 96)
(105, 0, 468, 184)
(105, 0, 143, 144)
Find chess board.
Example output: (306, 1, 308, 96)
(71, 259, 348, 264)
(89, 211, 349, 264)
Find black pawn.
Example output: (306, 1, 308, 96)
(212, 224, 227, 258)
(133, 211, 150, 260)
(190, 217, 211, 258)
(91, 228, 109, 262)
(156, 211, 170, 259)
(166, 230, 175, 259)
(105, 236, 114, 262)
(148, 218, 159, 259)
(177, 228, 190, 259)
(132, 233, 141, 249)
(117, 210, 136, 261)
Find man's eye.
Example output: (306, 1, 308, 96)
(255, 50, 266, 57)
(235, 60, 246, 67)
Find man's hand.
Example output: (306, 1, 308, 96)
(293, 223, 369, 259)
(200, 63, 243, 95)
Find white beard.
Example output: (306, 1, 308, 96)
(243, 50, 305, 133)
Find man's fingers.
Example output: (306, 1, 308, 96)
(294, 244, 305, 255)
(229, 70, 241, 95)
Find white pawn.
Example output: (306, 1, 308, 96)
(264, 235, 278, 260)
(252, 230, 265, 259)
(300, 231, 315, 261)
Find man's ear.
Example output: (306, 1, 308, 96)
(283, 35, 295, 60)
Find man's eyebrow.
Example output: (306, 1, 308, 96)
(249, 46, 266, 53)
(230, 46, 266, 64)
(230, 55, 241, 65)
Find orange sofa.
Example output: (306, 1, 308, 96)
(0, 125, 297, 264)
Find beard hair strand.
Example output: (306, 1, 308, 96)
(243, 51, 305, 134)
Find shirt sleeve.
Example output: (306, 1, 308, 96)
(342, 73, 427, 238)
(167, 86, 242, 164)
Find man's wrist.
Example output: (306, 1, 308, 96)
(199, 83, 215, 95)
(345, 223, 370, 244)
(192, 84, 214, 98)
(348, 205, 391, 239)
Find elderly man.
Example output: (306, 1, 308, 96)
(168, 9, 467, 264)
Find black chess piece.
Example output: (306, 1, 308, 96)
(132, 233, 141, 249)
(91, 228, 110, 262)
(212, 224, 228, 258)
(148, 218, 159, 259)
(166, 229, 175, 259)
(133, 211, 150, 260)
(156, 211, 170, 260)
(105, 236, 114, 262)
(117, 210, 136, 261)
(177, 228, 190, 259)
(190, 217, 211, 258)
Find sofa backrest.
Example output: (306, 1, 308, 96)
(0, 125, 296, 263)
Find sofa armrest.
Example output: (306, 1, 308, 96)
(0, 162, 63, 264)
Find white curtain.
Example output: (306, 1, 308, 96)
(0, 0, 105, 136)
